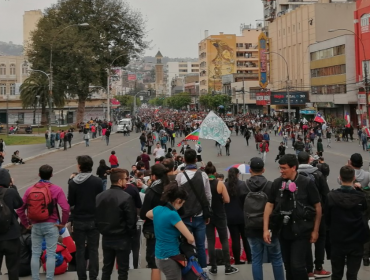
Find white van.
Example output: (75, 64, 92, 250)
(117, 118, 132, 132)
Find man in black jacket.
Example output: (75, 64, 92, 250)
(326, 166, 369, 280)
(297, 152, 331, 278)
(0, 168, 23, 280)
(68, 156, 103, 280)
(96, 168, 137, 280)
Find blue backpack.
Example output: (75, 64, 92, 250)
(182, 256, 210, 280)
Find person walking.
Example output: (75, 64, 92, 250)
(294, 138, 305, 156)
(195, 141, 205, 167)
(66, 130, 73, 148)
(96, 159, 111, 191)
(140, 132, 147, 152)
(326, 166, 369, 280)
(225, 137, 231, 156)
(0, 168, 23, 280)
(141, 149, 151, 170)
(55, 130, 60, 149)
(244, 129, 251, 146)
(255, 132, 263, 153)
(105, 128, 111, 146)
(259, 139, 269, 163)
(204, 162, 238, 275)
(147, 133, 154, 155)
(275, 142, 286, 162)
(263, 154, 322, 280)
(109, 151, 119, 168)
(68, 156, 103, 280)
(361, 129, 368, 151)
(317, 138, 324, 157)
(17, 165, 70, 280)
(96, 168, 137, 280)
(146, 182, 195, 280)
(224, 167, 252, 264)
(83, 128, 90, 147)
(243, 158, 285, 280)
(326, 129, 332, 148)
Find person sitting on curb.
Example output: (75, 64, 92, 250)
(11, 150, 25, 164)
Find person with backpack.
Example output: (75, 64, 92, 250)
(0, 168, 23, 280)
(204, 162, 238, 276)
(96, 168, 137, 280)
(316, 157, 330, 181)
(180, 140, 190, 155)
(326, 166, 370, 280)
(297, 152, 331, 279)
(68, 156, 103, 280)
(263, 154, 322, 280)
(242, 158, 284, 280)
(195, 141, 204, 167)
(293, 137, 305, 156)
(175, 149, 212, 270)
(146, 182, 195, 280)
(17, 164, 70, 280)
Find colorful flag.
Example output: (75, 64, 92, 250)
(314, 113, 326, 123)
(177, 129, 200, 146)
(277, 125, 282, 136)
(345, 111, 351, 127)
(199, 111, 231, 146)
(59, 227, 76, 253)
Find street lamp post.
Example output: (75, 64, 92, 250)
(266, 51, 290, 123)
(329, 28, 369, 127)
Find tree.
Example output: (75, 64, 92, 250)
(199, 93, 231, 110)
(27, 0, 148, 124)
(115, 95, 141, 109)
(20, 73, 65, 125)
(167, 92, 191, 109)
(149, 97, 165, 107)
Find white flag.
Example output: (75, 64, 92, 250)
(199, 111, 231, 146)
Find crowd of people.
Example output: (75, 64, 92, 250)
(0, 108, 369, 280)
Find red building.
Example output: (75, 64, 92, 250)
(354, 0, 370, 126)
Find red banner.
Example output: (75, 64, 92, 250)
(256, 92, 271, 105)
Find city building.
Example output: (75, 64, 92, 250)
(155, 51, 166, 96)
(267, 1, 356, 117)
(198, 25, 262, 96)
(309, 35, 357, 125)
(166, 61, 199, 95)
(23, 10, 43, 52)
(354, 0, 370, 126)
(184, 82, 200, 110)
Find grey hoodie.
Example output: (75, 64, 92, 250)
(337, 168, 370, 188)
(73, 173, 93, 184)
(298, 164, 318, 175)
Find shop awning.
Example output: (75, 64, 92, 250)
(300, 108, 317, 115)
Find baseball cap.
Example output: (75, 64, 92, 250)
(249, 157, 264, 172)
(350, 153, 363, 167)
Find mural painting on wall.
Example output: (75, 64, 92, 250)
(209, 38, 235, 92)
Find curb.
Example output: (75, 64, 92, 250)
(2, 131, 118, 168)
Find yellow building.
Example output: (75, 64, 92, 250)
(23, 10, 43, 52)
(198, 26, 262, 95)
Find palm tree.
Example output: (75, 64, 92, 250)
(20, 73, 65, 125)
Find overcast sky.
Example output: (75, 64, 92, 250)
(0, 0, 263, 58)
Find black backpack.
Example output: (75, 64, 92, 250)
(317, 163, 330, 177)
(0, 188, 12, 234)
(244, 181, 270, 229)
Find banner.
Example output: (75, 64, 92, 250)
(270, 91, 308, 105)
(128, 73, 137, 81)
(256, 92, 271, 105)
(199, 111, 231, 146)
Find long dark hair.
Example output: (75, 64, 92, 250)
(151, 163, 169, 186)
(161, 182, 188, 203)
(227, 167, 240, 196)
(204, 161, 216, 175)
(99, 159, 107, 167)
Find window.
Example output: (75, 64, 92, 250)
(179, 69, 187, 73)
(18, 113, 24, 124)
(9, 64, 15, 75)
(22, 64, 28, 75)
(310, 45, 345, 61)
(311, 84, 346, 95)
(179, 64, 187, 68)
(10, 83, 15, 95)
(311, 64, 346, 77)
(0, 64, 5, 75)
(0, 84, 5, 95)
(361, 14, 370, 27)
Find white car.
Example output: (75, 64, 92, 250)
(117, 118, 133, 132)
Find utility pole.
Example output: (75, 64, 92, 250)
(242, 75, 246, 115)
(287, 77, 290, 124)
(107, 68, 110, 121)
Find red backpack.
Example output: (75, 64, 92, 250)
(27, 182, 54, 221)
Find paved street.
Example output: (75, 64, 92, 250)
(2, 130, 370, 279)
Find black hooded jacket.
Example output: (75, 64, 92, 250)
(325, 187, 369, 244)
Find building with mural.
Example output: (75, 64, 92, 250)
(198, 25, 262, 96)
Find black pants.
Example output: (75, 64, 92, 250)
(145, 237, 157, 269)
(68, 140, 72, 148)
(170, 138, 175, 147)
(131, 225, 142, 269)
(0, 238, 20, 280)
(331, 242, 363, 280)
(228, 223, 251, 263)
(206, 218, 231, 268)
(306, 216, 326, 272)
(148, 146, 152, 154)
(245, 138, 249, 146)
(280, 236, 310, 280)
(102, 238, 131, 280)
(225, 146, 230, 156)
(325, 230, 331, 260)
(73, 220, 100, 280)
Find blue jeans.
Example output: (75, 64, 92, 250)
(102, 179, 107, 191)
(31, 222, 59, 280)
(106, 137, 109, 146)
(248, 236, 285, 280)
(183, 216, 207, 268)
(140, 141, 146, 151)
(85, 139, 89, 147)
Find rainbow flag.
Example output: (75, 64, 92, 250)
(278, 126, 282, 136)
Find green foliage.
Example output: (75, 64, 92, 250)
(26, 0, 148, 123)
(20, 73, 65, 124)
(149, 97, 165, 106)
(167, 92, 191, 109)
(199, 93, 231, 110)
(115, 95, 141, 108)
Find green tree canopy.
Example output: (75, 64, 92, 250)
(199, 93, 231, 110)
(167, 92, 191, 109)
(26, 0, 148, 124)
(115, 95, 141, 109)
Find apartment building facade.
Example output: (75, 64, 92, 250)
(166, 61, 199, 95)
(198, 26, 262, 96)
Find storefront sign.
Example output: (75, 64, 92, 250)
(258, 33, 268, 89)
(256, 92, 271, 105)
(362, 25, 369, 34)
(358, 93, 366, 104)
(270, 91, 308, 105)
(128, 73, 137, 81)
(300, 110, 316, 115)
